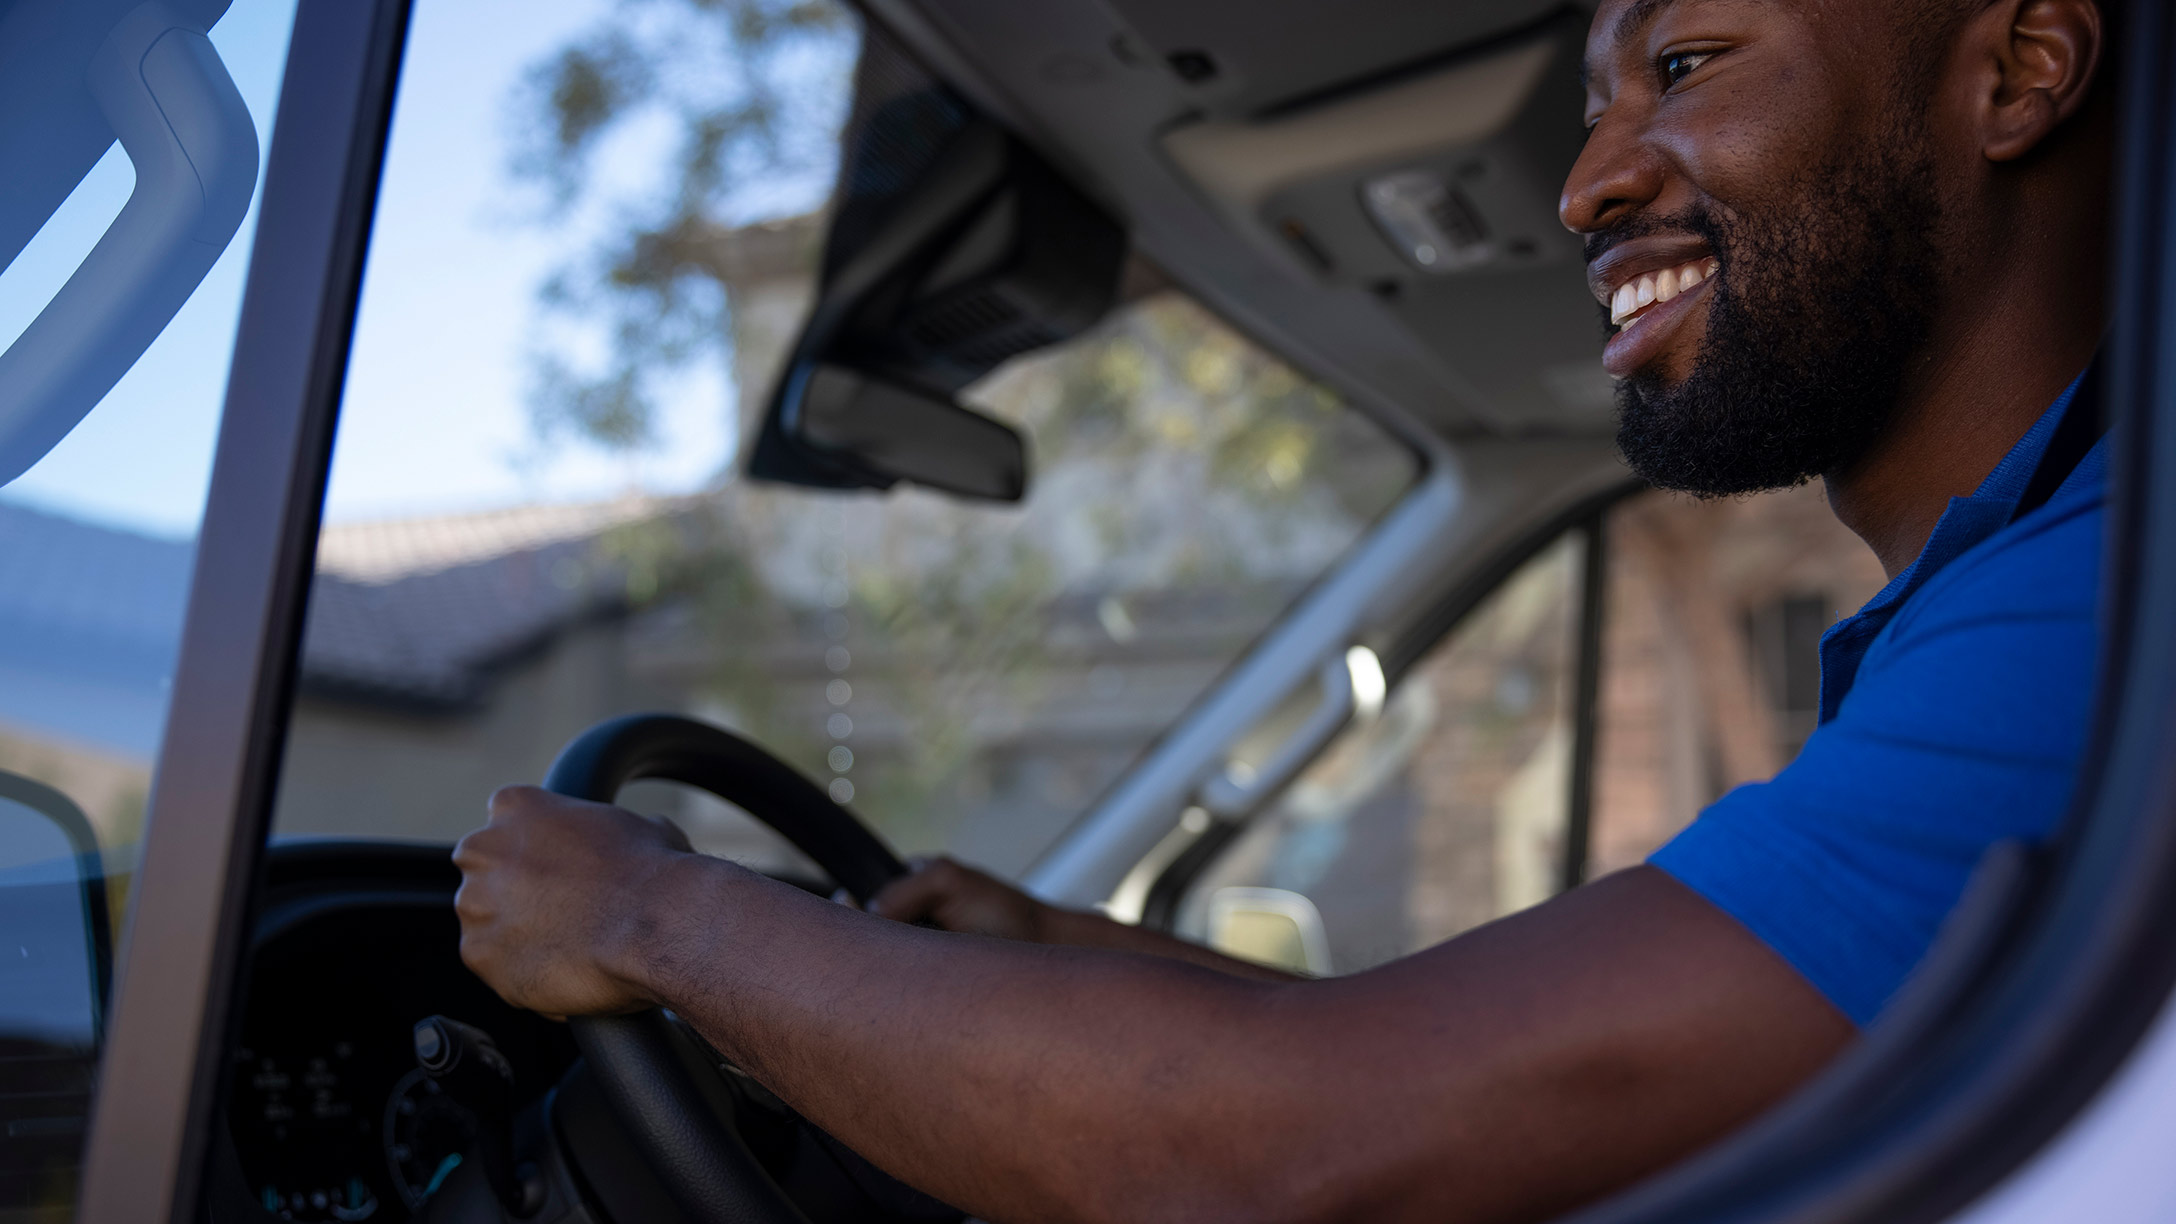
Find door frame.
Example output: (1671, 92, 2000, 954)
(1128, 480, 1633, 932)
(75, 0, 414, 1218)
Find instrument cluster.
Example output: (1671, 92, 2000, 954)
(224, 892, 573, 1221)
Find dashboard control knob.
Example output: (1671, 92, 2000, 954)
(411, 1016, 542, 1217)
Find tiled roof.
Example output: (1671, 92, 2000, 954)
(315, 496, 662, 584)
(0, 494, 678, 724)
(0, 502, 193, 667)
(300, 497, 673, 707)
(0, 501, 195, 755)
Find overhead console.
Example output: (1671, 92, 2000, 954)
(1158, 15, 1615, 434)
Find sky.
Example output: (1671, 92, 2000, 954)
(0, 0, 299, 539)
(322, 0, 742, 526)
(0, 0, 804, 539)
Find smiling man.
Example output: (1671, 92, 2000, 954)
(451, 1, 2115, 1220)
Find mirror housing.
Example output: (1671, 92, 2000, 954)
(750, 114, 1126, 502)
(0, 772, 112, 1050)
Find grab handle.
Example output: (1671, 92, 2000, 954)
(0, 1, 258, 486)
(1195, 654, 1357, 818)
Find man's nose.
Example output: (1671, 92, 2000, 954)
(1561, 114, 1666, 235)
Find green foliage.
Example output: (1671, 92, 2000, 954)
(510, 0, 856, 452)
(984, 296, 1415, 527)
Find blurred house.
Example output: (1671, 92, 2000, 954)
(0, 503, 190, 850)
(269, 490, 1304, 873)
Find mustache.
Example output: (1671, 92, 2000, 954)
(1583, 204, 1728, 265)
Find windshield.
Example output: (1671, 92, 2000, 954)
(270, 0, 1418, 874)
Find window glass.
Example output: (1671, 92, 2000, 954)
(1586, 483, 1886, 873)
(271, 0, 1419, 879)
(1175, 481, 1886, 976)
(0, 0, 299, 1212)
(1175, 534, 1582, 974)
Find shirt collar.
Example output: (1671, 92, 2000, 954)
(1816, 372, 2088, 722)
(1858, 374, 2083, 616)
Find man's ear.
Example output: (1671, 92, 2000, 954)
(1977, 0, 2104, 162)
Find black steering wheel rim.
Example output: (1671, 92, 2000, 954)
(543, 712, 912, 1224)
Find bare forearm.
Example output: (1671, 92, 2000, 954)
(614, 861, 1851, 1224)
(1035, 904, 1303, 981)
(864, 855, 1299, 981)
(626, 858, 1338, 1222)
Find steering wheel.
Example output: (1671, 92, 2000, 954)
(542, 713, 940, 1224)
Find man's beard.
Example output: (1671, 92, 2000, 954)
(1609, 130, 1945, 497)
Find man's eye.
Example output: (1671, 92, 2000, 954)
(1661, 50, 1715, 89)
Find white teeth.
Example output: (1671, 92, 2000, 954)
(1607, 257, 1718, 327)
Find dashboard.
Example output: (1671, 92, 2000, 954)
(220, 843, 575, 1223)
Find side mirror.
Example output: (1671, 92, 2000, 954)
(748, 100, 1127, 502)
(1205, 886, 1333, 977)
(0, 772, 113, 1051)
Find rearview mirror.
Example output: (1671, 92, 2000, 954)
(790, 364, 1026, 502)
(0, 772, 113, 1051)
(748, 82, 1126, 501)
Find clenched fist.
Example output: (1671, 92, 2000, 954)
(451, 785, 708, 1018)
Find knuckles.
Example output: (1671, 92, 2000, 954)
(487, 783, 550, 824)
(449, 831, 490, 871)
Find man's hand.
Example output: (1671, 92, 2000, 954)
(865, 856, 1052, 940)
(451, 785, 699, 1018)
(865, 855, 1305, 980)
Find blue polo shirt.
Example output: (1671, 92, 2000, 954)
(1650, 381, 2106, 1026)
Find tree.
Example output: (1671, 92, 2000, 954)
(511, 0, 856, 452)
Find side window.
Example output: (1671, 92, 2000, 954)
(1174, 482, 1885, 975)
(1585, 484, 1886, 874)
(1174, 534, 1585, 973)
(0, 0, 298, 1213)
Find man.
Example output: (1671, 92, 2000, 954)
(451, 0, 2113, 1219)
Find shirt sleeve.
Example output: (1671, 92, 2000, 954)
(1648, 495, 2102, 1026)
